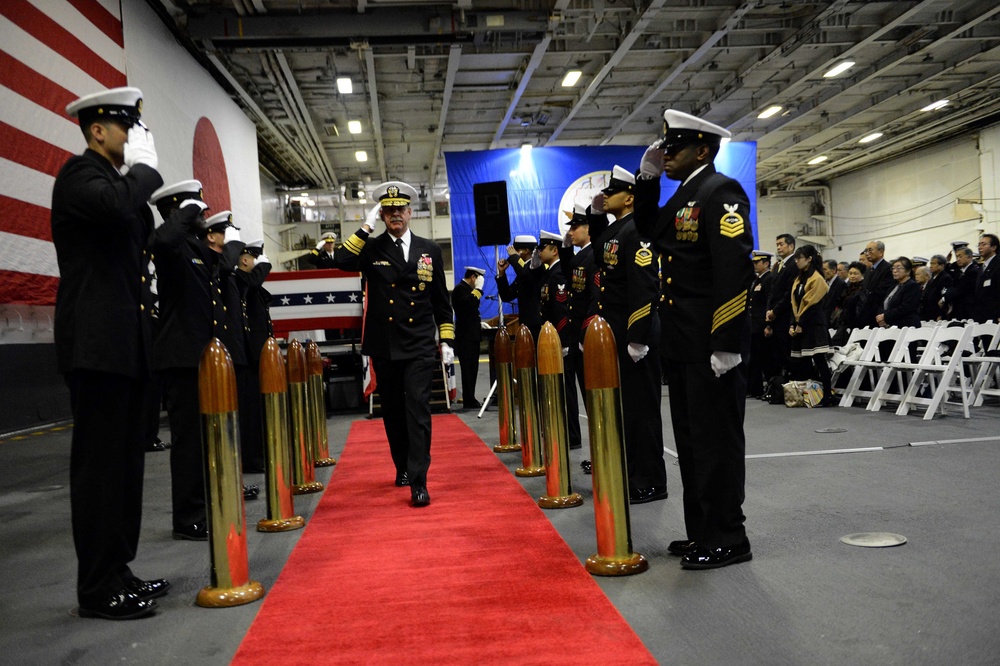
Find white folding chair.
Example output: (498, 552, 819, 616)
(896, 324, 976, 420)
(829, 327, 874, 389)
(963, 322, 1000, 407)
(838, 326, 904, 408)
(867, 324, 941, 412)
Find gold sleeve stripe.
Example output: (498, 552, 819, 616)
(439, 322, 455, 340)
(627, 303, 651, 329)
(472, 289, 482, 299)
(344, 234, 366, 255)
(711, 290, 748, 333)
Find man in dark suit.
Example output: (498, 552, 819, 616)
(747, 251, 774, 398)
(451, 266, 486, 409)
(765, 233, 798, 379)
(53, 87, 166, 620)
(857, 240, 895, 327)
(496, 235, 544, 339)
(821, 259, 847, 325)
(335, 181, 454, 507)
(974, 234, 999, 323)
(941, 247, 980, 320)
(588, 165, 667, 504)
(151, 183, 246, 540)
(634, 109, 754, 570)
(236, 239, 273, 473)
(920, 254, 952, 321)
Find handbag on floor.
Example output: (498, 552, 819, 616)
(783, 380, 824, 408)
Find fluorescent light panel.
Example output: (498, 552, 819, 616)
(921, 99, 949, 112)
(823, 60, 855, 78)
(807, 155, 828, 165)
(336, 77, 353, 94)
(561, 70, 582, 87)
(355, 150, 368, 162)
(859, 132, 883, 144)
(758, 105, 782, 119)
(347, 120, 362, 134)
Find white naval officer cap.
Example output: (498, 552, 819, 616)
(513, 234, 538, 249)
(66, 87, 144, 127)
(950, 240, 969, 250)
(602, 165, 636, 194)
(464, 266, 487, 275)
(150, 180, 205, 208)
(374, 181, 418, 207)
(911, 256, 929, 266)
(569, 201, 589, 227)
(751, 250, 774, 261)
(660, 109, 731, 150)
(538, 230, 563, 247)
(243, 238, 265, 256)
(320, 231, 337, 242)
(202, 210, 234, 232)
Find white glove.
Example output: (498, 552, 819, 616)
(254, 253, 270, 267)
(591, 192, 606, 214)
(179, 199, 208, 213)
(316, 238, 327, 250)
(440, 343, 454, 365)
(627, 343, 649, 363)
(364, 203, 380, 231)
(638, 141, 664, 180)
(474, 275, 485, 291)
(710, 351, 741, 378)
(562, 347, 569, 358)
(480, 321, 492, 329)
(223, 226, 241, 244)
(563, 231, 573, 248)
(529, 248, 542, 269)
(124, 125, 158, 170)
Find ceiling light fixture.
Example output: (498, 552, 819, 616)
(347, 120, 362, 134)
(561, 70, 582, 87)
(355, 150, 368, 162)
(823, 60, 855, 78)
(920, 99, 949, 112)
(758, 105, 783, 119)
(807, 155, 828, 165)
(336, 77, 353, 94)
(858, 132, 883, 144)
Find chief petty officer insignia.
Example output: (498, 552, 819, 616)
(720, 203, 745, 238)
(416, 253, 433, 288)
(675, 202, 700, 242)
(604, 239, 619, 266)
(635, 241, 653, 267)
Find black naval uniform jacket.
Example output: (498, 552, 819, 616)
(306, 248, 338, 269)
(236, 262, 273, 364)
(151, 206, 244, 370)
(562, 243, 597, 344)
(920, 270, 952, 321)
(51, 150, 162, 378)
(974, 257, 1000, 323)
(496, 251, 545, 336)
(634, 165, 754, 361)
(335, 227, 454, 359)
(539, 259, 572, 348)
(942, 262, 981, 321)
(451, 279, 482, 347)
(749, 270, 773, 335)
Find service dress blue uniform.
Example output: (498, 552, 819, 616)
(451, 278, 483, 404)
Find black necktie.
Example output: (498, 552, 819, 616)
(394, 237, 404, 261)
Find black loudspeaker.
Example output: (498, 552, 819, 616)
(473, 181, 511, 247)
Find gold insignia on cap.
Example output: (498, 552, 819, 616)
(387, 186, 399, 198)
(137, 99, 143, 114)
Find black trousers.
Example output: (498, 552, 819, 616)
(455, 337, 480, 403)
(618, 342, 667, 491)
(238, 363, 265, 472)
(372, 355, 435, 487)
(664, 359, 748, 549)
(748, 330, 775, 395)
(161, 368, 206, 530)
(562, 345, 583, 449)
(143, 373, 164, 445)
(67, 370, 146, 606)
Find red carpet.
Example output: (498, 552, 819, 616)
(231, 414, 656, 665)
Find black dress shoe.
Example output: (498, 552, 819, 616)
(667, 539, 698, 556)
(680, 540, 752, 570)
(145, 437, 169, 452)
(569, 442, 582, 450)
(629, 486, 668, 504)
(173, 522, 208, 541)
(394, 471, 410, 487)
(580, 460, 592, 475)
(78, 590, 156, 620)
(411, 486, 430, 507)
(243, 484, 259, 500)
(463, 399, 482, 410)
(125, 578, 171, 600)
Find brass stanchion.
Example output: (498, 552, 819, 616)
(196, 338, 266, 607)
(492, 326, 520, 453)
(513, 324, 545, 477)
(256, 337, 305, 533)
(286, 339, 324, 495)
(536, 322, 584, 509)
(306, 341, 336, 467)
(582, 317, 647, 576)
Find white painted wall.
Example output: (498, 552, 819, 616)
(122, 1, 262, 240)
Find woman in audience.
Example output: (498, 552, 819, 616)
(789, 245, 835, 406)
(875, 256, 921, 328)
(832, 261, 867, 345)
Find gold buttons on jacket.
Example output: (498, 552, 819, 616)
(140, 304, 144, 311)
(410, 302, 414, 306)
(408, 318, 413, 323)
(391, 283, 396, 288)
(667, 255, 673, 262)
(666, 277, 672, 284)
(669, 299, 674, 305)
(411, 286, 416, 292)
(141, 276, 146, 283)
(389, 300, 394, 304)
(389, 317, 394, 322)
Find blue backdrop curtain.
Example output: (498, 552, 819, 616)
(444, 143, 756, 320)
